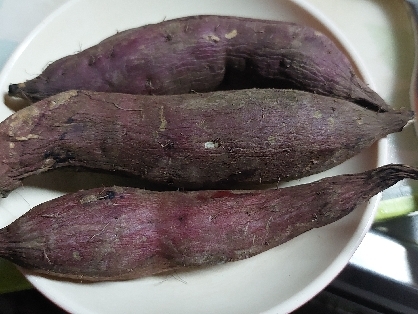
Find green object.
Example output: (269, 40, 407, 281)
(374, 194, 418, 222)
(0, 258, 32, 294)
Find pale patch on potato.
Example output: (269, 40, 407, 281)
(42, 158, 55, 169)
(15, 134, 40, 141)
(314, 30, 324, 37)
(225, 29, 237, 39)
(204, 34, 220, 42)
(159, 106, 167, 131)
(267, 135, 277, 145)
(204, 141, 219, 149)
(327, 117, 335, 127)
(49, 90, 78, 109)
(80, 194, 100, 204)
(313, 111, 322, 119)
(7, 106, 40, 137)
(73, 251, 82, 261)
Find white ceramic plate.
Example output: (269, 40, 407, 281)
(0, 0, 386, 313)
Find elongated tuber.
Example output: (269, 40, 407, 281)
(0, 164, 416, 281)
(8, 15, 388, 111)
(0, 89, 412, 197)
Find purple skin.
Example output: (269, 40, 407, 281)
(0, 164, 416, 281)
(0, 89, 412, 197)
(8, 15, 388, 111)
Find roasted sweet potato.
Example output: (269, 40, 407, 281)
(8, 15, 388, 111)
(0, 164, 415, 281)
(0, 89, 412, 197)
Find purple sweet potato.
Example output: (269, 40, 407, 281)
(0, 89, 412, 197)
(0, 164, 415, 281)
(8, 15, 388, 111)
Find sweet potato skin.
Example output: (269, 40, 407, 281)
(8, 15, 388, 111)
(0, 89, 412, 197)
(0, 164, 416, 281)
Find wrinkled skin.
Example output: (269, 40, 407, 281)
(0, 89, 413, 195)
(0, 164, 416, 281)
(9, 15, 388, 111)
(0, 89, 413, 197)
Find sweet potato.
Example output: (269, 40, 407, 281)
(0, 89, 412, 197)
(0, 164, 415, 281)
(8, 15, 388, 111)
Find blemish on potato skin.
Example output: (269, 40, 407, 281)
(205, 34, 220, 42)
(43, 149, 75, 164)
(267, 135, 277, 145)
(7, 106, 41, 137)
(48, 90, 78, 109)
(73, 251, 81, 261)
(14, 134, 40, 141)
(42, 158, 55, 169)
(159, 106, 167, 131)
(313, 111, 322, 119)
(80, 188, 123, 204)
(80, 194, 100, 204)
(225, 29, 237, 39)
(164, 33, 173, 42)
(98, 190, 116, 200)
(204, 141, 219, 149)
(88, 55, 96, 66)
(314, 30, 324, 37)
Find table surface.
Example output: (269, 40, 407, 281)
(0, 0, 417, 312)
